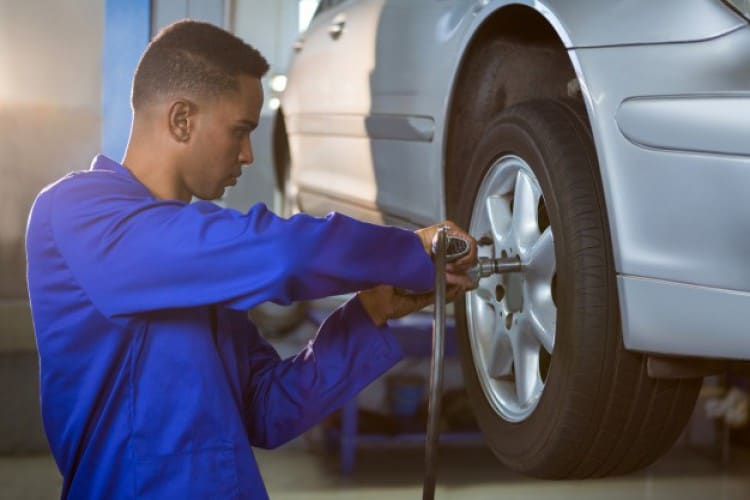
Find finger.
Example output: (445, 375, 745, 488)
(446, 272, 475, 289)
(445, 284, 466, 302)
(446, 258, 473, 273)
(445, 274, 468, 288)
(461, 235, 479, 266)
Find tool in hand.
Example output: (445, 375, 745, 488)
(422, 226, 448, 500)
(422, 228, 524, 500)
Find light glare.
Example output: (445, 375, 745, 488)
(270, 75, 288, 93)
(299, 0, 319, 32)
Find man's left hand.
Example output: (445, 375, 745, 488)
(415, 220, 478, 290)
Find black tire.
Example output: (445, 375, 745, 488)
(452, 98, 701, 478)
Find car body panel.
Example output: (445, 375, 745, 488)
(285, 0, 477, 224)
(532, 0, 744, 47)
(619, 276, 750, 359)
(282, 0, 750, 359)
(285, 0, 385, 218)
(616, 95, 750, 156)
(574, 26, 750, 357)
(575, 25, 750, 292)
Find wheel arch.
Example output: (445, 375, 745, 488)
(442, 3, 594, 214)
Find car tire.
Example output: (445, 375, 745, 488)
(452, 98, 701, 478)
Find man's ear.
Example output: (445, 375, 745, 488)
(167, 99, 197, 143)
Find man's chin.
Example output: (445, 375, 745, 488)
(192, 188, 226, 202)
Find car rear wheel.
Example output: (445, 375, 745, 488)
(453, 98, 701, 478)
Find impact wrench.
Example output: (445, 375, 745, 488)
(422, 227, 522, 500)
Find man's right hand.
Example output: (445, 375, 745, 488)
(358, 220, 477, 326)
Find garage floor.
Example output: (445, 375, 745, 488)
(2, 442, 748, 499)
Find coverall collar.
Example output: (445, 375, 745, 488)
(91, 154, 130, 175)
(90, 154, 154, 199)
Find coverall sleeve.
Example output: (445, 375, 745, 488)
(240, 296, 403, 449)
(48, 174, 434, 318)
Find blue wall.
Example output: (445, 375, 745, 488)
(102, 0, 151, 161)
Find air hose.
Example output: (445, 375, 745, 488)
(422, 227, 520, 499)
(422, 226, 448, 500)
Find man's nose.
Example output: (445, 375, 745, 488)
(239, 137, 253, 166)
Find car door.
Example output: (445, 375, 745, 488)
(284, 0, 390, 223)
(365, 0, 474, 225)
(284, 0, 474, 226)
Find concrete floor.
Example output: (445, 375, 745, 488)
(2, 442, 749, 499)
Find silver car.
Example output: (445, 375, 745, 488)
(277, 0, 750, 478)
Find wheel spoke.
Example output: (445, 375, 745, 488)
(511, 318, 542, 406)
(487, 330, 513, 378)
(470, 295, 497, 351)
(529, 305, 555, 354)
(528, 227, 555, 282)
(474, 274, 499, 305)
(486, 195, 511, 243)
(527, 227, 556, 353)
(512, 171, 540, 249)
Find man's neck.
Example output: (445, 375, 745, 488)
(122, 139, 190, 202)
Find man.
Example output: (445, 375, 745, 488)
(26, 20, 476, 498)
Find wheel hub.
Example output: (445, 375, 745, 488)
(466, 155, 557, 423)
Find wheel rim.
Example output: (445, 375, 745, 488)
(466, 155, 557, 422)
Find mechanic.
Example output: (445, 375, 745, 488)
(25, 20, 477, 499)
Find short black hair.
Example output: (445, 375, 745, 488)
(132, 20, 270, 110)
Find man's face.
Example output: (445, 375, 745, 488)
(180, 75, 263, 200)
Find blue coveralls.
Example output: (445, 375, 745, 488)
(25, 155, 434, 499)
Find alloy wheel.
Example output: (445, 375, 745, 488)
(466, 155, 557, 422)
